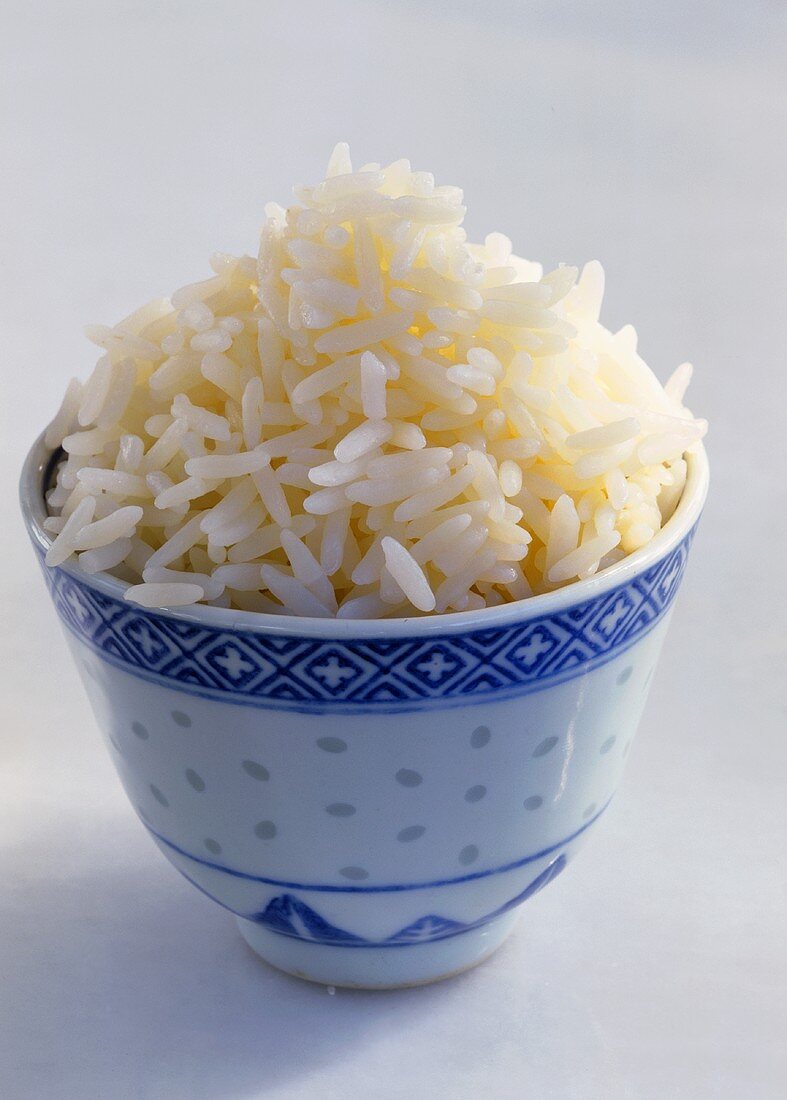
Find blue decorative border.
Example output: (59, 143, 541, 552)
(245, 855, 567, 948)
(40, 529, 693, 713)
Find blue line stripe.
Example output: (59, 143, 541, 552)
(142, 798, 611, 894)
(249, 921, 491, 950)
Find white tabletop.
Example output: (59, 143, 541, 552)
(1, 3, 784, 1097)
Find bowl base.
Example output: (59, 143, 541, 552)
(236, 910, 520, 989)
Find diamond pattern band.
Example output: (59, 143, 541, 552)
(40, 529, 693, 713)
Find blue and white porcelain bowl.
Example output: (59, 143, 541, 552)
(20, 436, 708, 988)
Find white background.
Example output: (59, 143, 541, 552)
(1, 2, 785, 1097)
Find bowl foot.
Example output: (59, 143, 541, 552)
(236, 909, 520, 989)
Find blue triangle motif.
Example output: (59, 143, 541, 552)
(357, 679, 412, 701)
(251, 894, 366, 944)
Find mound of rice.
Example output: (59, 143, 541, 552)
(42, 144, 706, 617)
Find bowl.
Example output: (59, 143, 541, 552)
(20, 434, 708, 988)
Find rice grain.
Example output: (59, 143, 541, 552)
(42, 144, 705, 615)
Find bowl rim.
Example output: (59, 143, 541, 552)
(20, 431, 708, 640)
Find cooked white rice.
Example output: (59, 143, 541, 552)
(43, 144, 706, 617)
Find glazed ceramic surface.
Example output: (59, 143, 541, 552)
(20, 436, 708, 987)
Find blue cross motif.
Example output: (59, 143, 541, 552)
(659, 558, 680, 593)
(416, 650, 456, 683)
(128, 622, 161, 660)
(65, 587, 90, 623)
(513, 630, 553, 669)
(312, 655, 356, 690)
(599, 597, 629, 636)
(214, 645, 254, 682)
